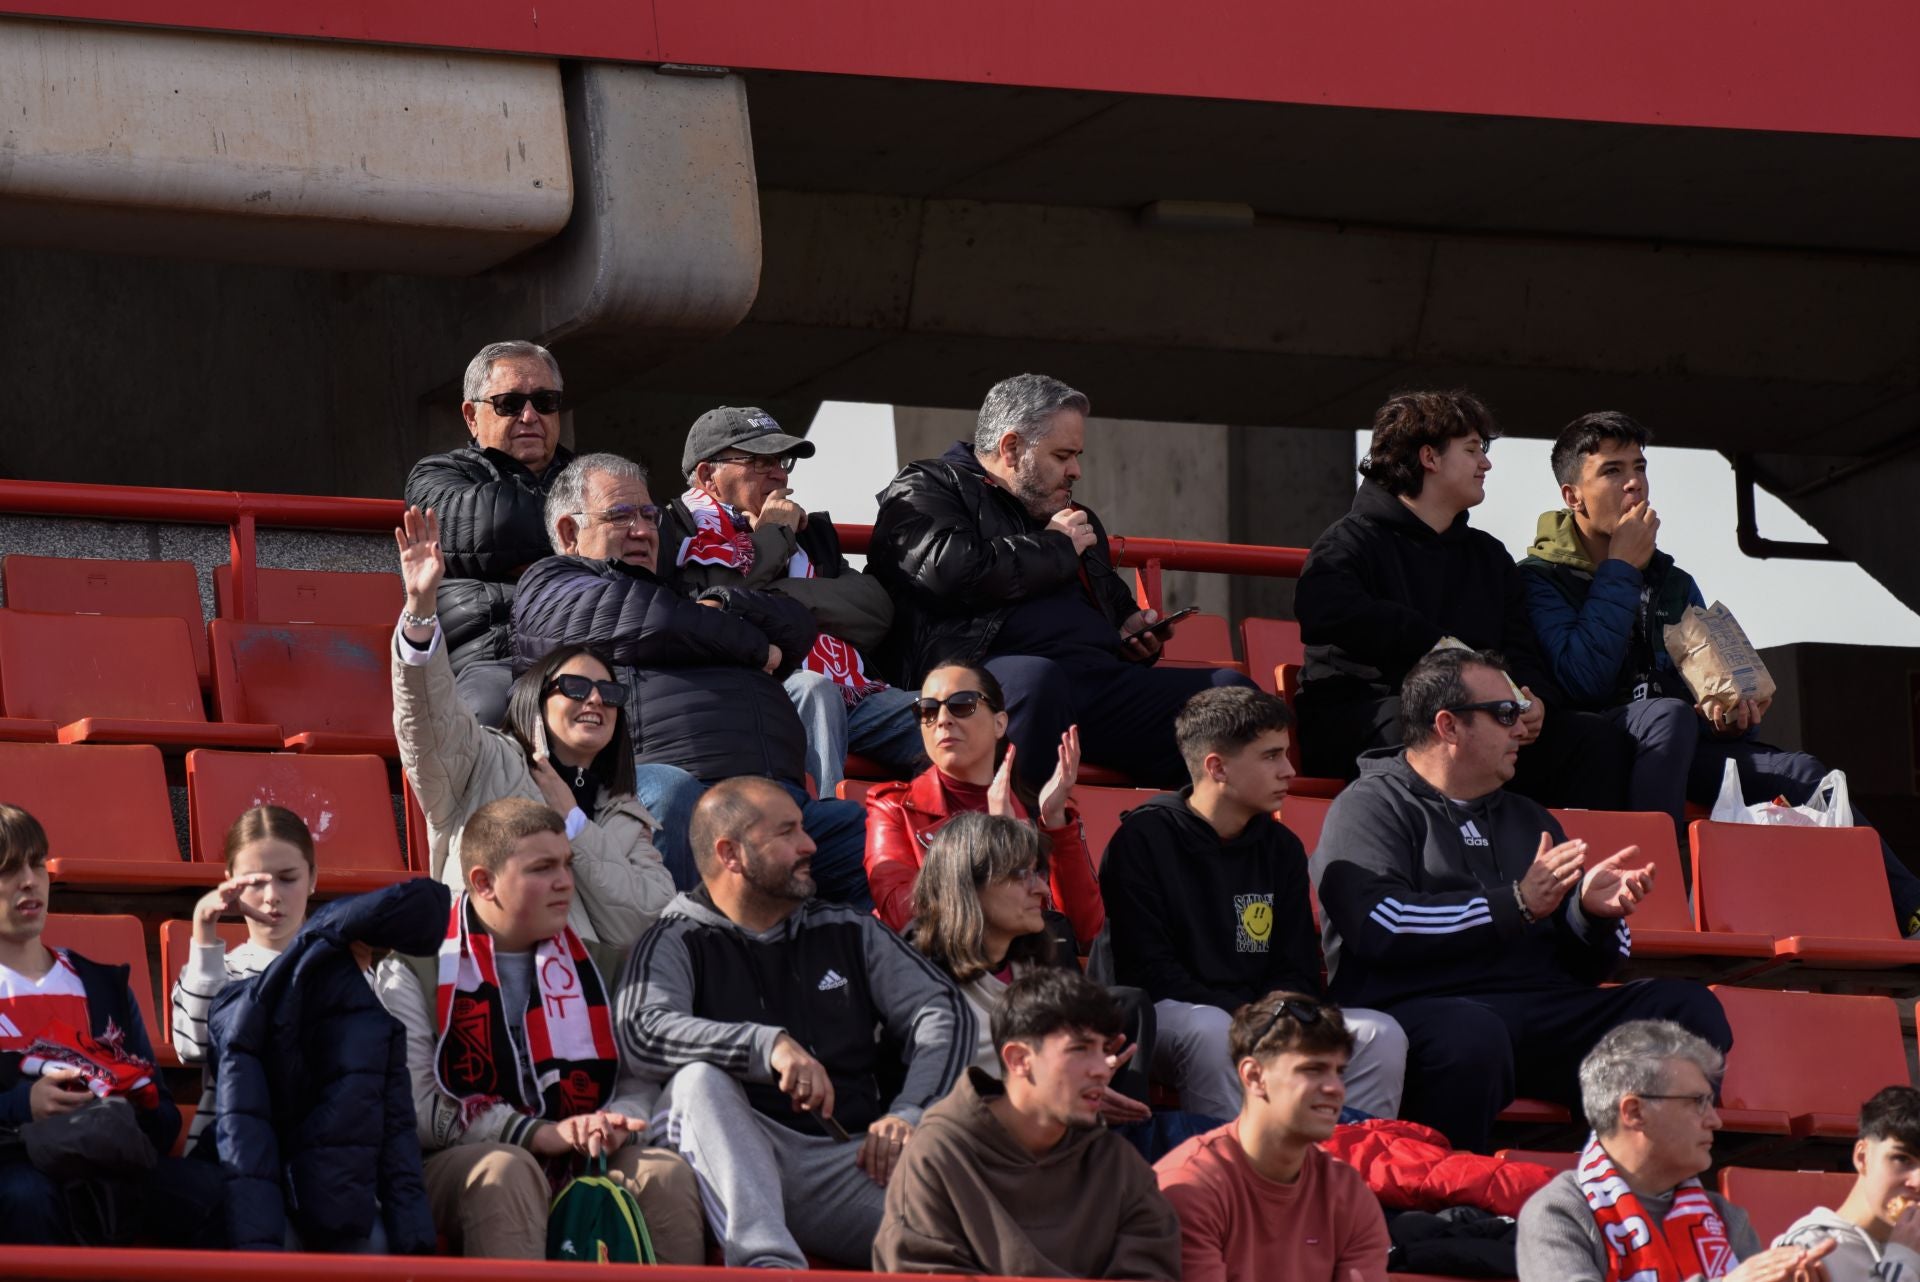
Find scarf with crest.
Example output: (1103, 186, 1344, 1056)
(1577, 1131, 1738, 1281)
(677, 487, 886, 705)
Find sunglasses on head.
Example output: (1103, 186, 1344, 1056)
(1442, 698, 1533, 727)
(1247, 997, 1325, 1053)
(477, 389, 564, 417)
(909, 690, 997, 725)
(544, 674, 629, 707)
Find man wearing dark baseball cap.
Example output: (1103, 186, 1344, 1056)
(663, 407, 927, 797)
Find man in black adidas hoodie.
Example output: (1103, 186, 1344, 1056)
(1310, 647, 1729, 1153)
(1293, 389, 1631, 809)
(1101, 686, 1407, 1121)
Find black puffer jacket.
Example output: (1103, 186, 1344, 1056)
(511, 554, 818, 786)
(403, 441, 575, 671)
(867, 440, 1137, 685)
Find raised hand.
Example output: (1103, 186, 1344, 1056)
(987, 745, 1019, 819)
(1579, 847, 1656, 919)
(1519, 832, 1587, 919)
(755, 488, 807, 532)
(1046, 507, 1096, 556)
(1608, 500, 1660, 571)
(190, 872, 278, 946)
(528, 751, 578, 817)
(393, 506, 444, 619)
(1515, 685, 1546, 745)
(1037, 725, 1081, 829)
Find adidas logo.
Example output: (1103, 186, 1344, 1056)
(817, 969, 848, 992)
(1458, 820, 1489, 848)
(0, 1014, 18, 1039)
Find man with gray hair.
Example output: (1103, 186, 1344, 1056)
(869, 372, 1254, 790)
(510, 452, 876, 910)
(1516, 1019, 1832, 1281)
(405, 340, 575, 725)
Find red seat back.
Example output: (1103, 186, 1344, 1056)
(0, 609, 207, 725)
(0, 742, 180, 863)
(1279, 794, 1332, 855)
(41, 914, 161, 1043)
(1070, 785, 1160, 868)
(158, 918, 250, 1015)
(3, 556, 208, 683)
(1552, 809, 1691, 932)
(214, 565, 404, 628)
(1240, 617, 1303, 695)
(1160, 612, 1236, 665)
(186, 749, 405, 872)
(1717, 1167, 1859, 1245)
(1713, 986, 1907, 1130)
(836, 779, 875, 805)
(1277, 663, 1307, 774)
(1692, 820, 1897, 939)
(208, 620, 393, 741)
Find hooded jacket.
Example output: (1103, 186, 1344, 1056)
(1295, 479, 1559, 704)
(210, 879, 445, 1254)
(404, 441, 575, 672)
(1775, 1206, 1920, 1282)
(510, 553, 817, 786)
(1100, 790, 1324, 1011)
(1309, 753, 1628, 1009)
(872, 1066, 1182, 1278)
(614, 888, 972, 1136)
(867, 440, 1139, 686)
(1517, 509, 1705, 711)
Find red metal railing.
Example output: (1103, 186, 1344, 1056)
(0, 478, 1309, 613)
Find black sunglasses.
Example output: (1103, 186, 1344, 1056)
(477, 389, 564, 417)
(544, 674, 628, 707)
(909, 690, 997, 725)
(1246, 998, 1325, 1053)
(1442, 699, 1532, 728)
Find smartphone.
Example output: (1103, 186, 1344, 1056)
(813, 1110, 851, 1143)
(1120, 605, 1200, 646)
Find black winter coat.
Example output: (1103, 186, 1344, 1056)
(511, 554, 818, 786)
(404, 441, 575, 671)
(210, 883, 445, 1254)
(867, 440, 1138, 686)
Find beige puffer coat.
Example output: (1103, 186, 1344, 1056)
(391, 630, 676, 951)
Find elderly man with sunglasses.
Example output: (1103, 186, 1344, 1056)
(405, 340, 577, 726)
(660, 407, 926, 798)
(1309, 646, 1729, 1154)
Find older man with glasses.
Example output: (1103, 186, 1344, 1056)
(660, 407, 926, 798)
(405, 339, 577, 726)
(1310, 646, 1728, 1154)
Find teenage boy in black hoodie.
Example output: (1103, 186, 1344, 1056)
(1310, 647, 1729, 1153)
(1293, 389, 1631, 809)
(1100, 686, 1408, 1121)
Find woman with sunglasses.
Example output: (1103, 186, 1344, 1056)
(863, 661, 1103, 947)
(392, 506, 675, 949)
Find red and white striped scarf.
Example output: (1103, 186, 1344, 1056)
(1577, 1132, 1738, 1281)
(678, 487, 887, 705)
(432, 893, 617, 1124)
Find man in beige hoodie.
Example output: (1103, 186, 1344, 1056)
(872, 968, 1181, 1278)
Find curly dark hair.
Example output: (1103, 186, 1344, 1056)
(1357, 390, 1500, 498)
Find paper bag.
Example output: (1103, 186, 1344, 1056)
(1661, 602, 1776, 713)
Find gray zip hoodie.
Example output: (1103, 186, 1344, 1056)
(1777, 1207, 1920, 1282)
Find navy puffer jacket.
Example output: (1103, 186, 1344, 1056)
(210, 879, 446, 1253)
(511, 554, 818, 786)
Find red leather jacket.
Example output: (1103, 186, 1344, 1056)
(863, 766, 1105, 946)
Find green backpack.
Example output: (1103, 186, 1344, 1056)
(547, 1154, 657, 1264)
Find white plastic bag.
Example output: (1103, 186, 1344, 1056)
(1708, 758, 1852, 827)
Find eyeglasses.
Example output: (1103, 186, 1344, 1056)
(909, 691, 997, 725)
(1246, 998, 1325, 1053)
(475, 389, 564, 417)
(1442, 699, 1533, 728)
(1638, 1092, 1718, 1116)
(573, 504, 663, 530)
(992, 864, 1046, 888)
(543, 674, 629, 707)
(709, 452, 797, 474)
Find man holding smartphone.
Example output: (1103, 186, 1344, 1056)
(869, 372, 1256, 790)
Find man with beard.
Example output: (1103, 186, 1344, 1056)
(614, 778, 972, 1269)
(868, 373, 1254, 791)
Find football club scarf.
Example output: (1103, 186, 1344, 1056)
(20, 1018, 160, 1110)
(1577, 1131, 1738, 1281)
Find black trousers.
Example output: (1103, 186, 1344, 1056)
(1383, 979, 1732, 1153)
(1298, 688, 1634, 810)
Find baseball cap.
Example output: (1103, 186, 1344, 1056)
(682, 406, 817, 477)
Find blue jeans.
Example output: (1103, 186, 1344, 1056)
(632, 764, 873, 910)
(784, 675, 926, 797)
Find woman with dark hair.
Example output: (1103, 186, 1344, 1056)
(863, 660, 1102, 944)
(392, 506, 673, 949)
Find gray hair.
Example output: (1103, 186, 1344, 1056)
(544, 452, 650, 552)
(462, 340, 563, 402)
(972, 373, 1090, 455)
(1579, 1019, 1725, 1138)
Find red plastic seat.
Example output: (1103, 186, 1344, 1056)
(1275, 662, 1344, 799)
(0, 609, 281, 750)
(40, 914, 173, 1065)
(1497, 1099, 1573, 1124)
(158, 918, 249, 1027)
(0, 741, 218, 889)
(1159, 611, 1237, 665)
(1240, 617, 1303, 694)
(1550, 809, 1773, 962)
(1717, 1167, 1858, 1245)
(213, 564, 403, 628)
(1069, 784, 1160, 868)
(3, 556, 209, 684)
(1278, 793, 1332, 855)
(1712, 985, 1908, 1137)
(835, 779, 875, 805)
(208, 619, 397, 756)
(186, 749, 411, 893)
(1692, 820, 1920, 969)
(1495, 1148, 1579, 1171)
